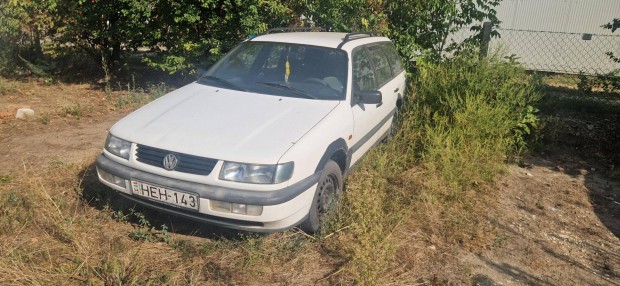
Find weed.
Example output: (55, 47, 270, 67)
(0, 77, 10, 94)
(412, 53, 541, 188)
(578, 72, 593, 95)
(160, 224, 173, 244)
(148, 82, 168, 99)
(128, 209, 153, 241)
(49, 159, 75, 169)
(0, 190, 33, 234)
(95, 252, 145, 285)
(594, 70, 620, 94)
(61, 103, 84, 119)
(0, 174, 14, 183)
(114, 76, 168, 108)
(38, 112, 50, 124)
(110, 209, 130, 222)
(577, 70, 620, 96)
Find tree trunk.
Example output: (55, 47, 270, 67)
(33, 27, 43, 59)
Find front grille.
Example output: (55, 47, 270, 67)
(136, 144, 218, 176)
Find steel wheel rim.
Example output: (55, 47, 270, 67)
(317, 174, 338, 215)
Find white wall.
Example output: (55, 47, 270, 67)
(496, 0, 620, 35)
(452, 0, 620, 74)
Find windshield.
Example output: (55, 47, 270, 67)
(199, 41, 348, 100)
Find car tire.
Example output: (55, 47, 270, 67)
(299, 160, 343, 234)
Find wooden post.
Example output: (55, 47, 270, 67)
(480, 21, 492, 58)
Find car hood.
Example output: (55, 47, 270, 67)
(110, 83, 339, 164)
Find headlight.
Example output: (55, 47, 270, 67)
(105, 134, 132, 159)
(219, 162, 294, 184)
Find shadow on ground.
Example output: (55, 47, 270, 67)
(536, 87, 620, 239)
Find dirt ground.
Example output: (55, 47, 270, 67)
(467, 151, 619, 285)
(1, 79, 619, 285)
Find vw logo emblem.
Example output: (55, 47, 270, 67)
(162, 154, 179, 170)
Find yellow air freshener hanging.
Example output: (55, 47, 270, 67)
(285, 58, 290, 83)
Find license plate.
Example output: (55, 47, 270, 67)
(130, 180, 199, 211)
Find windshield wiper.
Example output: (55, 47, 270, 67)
(256, 82, 317, 99)
(199, 75, 246, 91)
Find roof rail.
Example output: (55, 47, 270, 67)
(337, 32, 383, 49)
(263, 27, 326, 34)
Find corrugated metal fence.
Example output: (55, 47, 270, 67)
(451, 0, 620, 75)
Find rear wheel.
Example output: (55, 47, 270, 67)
(299, 160, 343, 234)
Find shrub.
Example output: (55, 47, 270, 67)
(331, 52, 541, 284)
(411, 53, 541, 189)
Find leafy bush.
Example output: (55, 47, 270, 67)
(331, 53, 541, 284)
(0, 37, 18, 76)
(578, 71, 620, 96)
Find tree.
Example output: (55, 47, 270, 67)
(141, 0, 294, 74)
(387, 0, 500, 62)
(289, 0, 387, 32)
(291, 0, 501, 69)
(0, 0, 57, 76)
(53, 0, 294, 76)
(603, 18, 620, 63)
(55, 0, 155, 81)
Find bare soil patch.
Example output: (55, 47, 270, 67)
(0, 79, 131, 174)
(466, 150, 619, 285)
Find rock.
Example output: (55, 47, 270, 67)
(587, 124, 594, 130)
(15, 108, 34, 119)
(526, 172, 533, 177)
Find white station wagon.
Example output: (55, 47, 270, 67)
(96, 28, 406, 233)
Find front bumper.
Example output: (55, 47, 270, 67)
(95, 154, 319, 232)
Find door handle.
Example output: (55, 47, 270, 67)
(394, 88, 399, 93)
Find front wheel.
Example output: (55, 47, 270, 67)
(299, 160, 343, 234)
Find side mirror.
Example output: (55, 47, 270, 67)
(356, 90, 382, 105)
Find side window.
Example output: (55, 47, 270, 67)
(352, 47, 377, 91)
(366, 44, 392, 87)
(381, 43, 404, 76)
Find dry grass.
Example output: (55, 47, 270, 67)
(0, 161, 341, 285)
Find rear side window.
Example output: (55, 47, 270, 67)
(353, 42, 403, 92)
